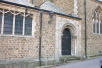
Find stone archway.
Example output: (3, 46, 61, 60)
(61, 23, 77, 56)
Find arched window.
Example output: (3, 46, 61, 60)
(0, 12, 2, 34)
(4, 12, 13, 34)
(15, 14, 23, 35)
(93, 8, 102, 34)
(25, 16, 32, 35)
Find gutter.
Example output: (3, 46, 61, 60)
(84, 0, 87, 58)
(0, 0, 82, 20)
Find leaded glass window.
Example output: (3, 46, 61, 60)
(0, 9, 33, 36)
(100, 20, 102, 34)
(93, 8, 102, 34)
(93, 22, 95, 33)
(15, 15, 23, 35)
(4, 12, 13, 34)
(96, 19, 99, 33)
(0, 12, 2, 34)
(25, 16, 32, 35)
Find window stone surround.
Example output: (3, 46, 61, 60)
(0, 3, 36, 37)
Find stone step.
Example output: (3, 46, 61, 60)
(66, 57, 79, 61)
(62, 55, 78, 58)
(60, 56, 80, 63)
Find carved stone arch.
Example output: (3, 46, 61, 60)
(92, 6, 102, 18)
(92, 6, 102, 14)
(95, 6, 102, 11)
(61, 23, 77, 56)
(61, 23, 76, 37)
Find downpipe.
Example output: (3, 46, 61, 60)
(84, 0, 87, 58)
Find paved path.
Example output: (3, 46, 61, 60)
(52, 58, 100, 68)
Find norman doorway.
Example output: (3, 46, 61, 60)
(62, 28, 71, 55)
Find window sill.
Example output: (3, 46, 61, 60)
(0, 34, 34, 38)
(93, 33, 102, 35)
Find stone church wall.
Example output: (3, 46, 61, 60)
(0, 2, 56, 64)
(1, 0, 102, 67)
(0, 1, 81, 67)
(77, 0, 102, 56)
(0, 3, 39, 60)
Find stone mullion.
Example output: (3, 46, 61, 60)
(94, 11, 96, 33)
(99, 13, 101, 34)
(93, 18, 95, 33)
(95, 12, 99, 34)
(95, 13, 97, 33)
(12, 12, 16, 35)
(23, 13, 25, 36)
(1, 9, 4, 34)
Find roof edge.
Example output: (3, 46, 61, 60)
(92, 0, 102, 4)
(0, 0, 82, 20)
(97, 0, 102, 3)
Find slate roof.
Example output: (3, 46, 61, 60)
(98, 0, 102, 1)
(3, 0, 34, 7)
(40, 1, 67, 15)
(96, 0, 102, 3)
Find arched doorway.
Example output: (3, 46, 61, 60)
(62, 28, 71, 55)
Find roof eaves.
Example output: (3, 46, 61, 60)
(0, 0, 81, 20)
(97, 0, 102, 2)
(3, 0, 34, 7)
(92, 0, 102, 4)
(97, 0, 102, 3)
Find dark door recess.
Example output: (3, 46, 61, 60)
(62, 28, 71, 55)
